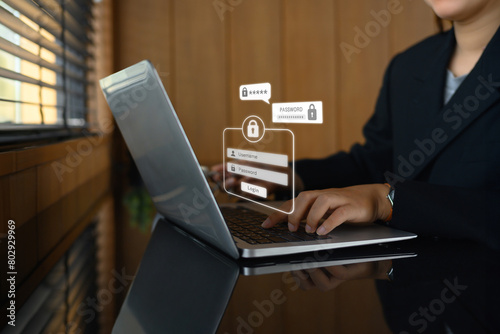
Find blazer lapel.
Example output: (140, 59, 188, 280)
(398, 26, 500, 181)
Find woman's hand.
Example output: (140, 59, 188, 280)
(262, 184, 392, 234)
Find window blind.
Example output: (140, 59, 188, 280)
(0, 0, 93, 132)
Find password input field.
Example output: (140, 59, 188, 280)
(227, 162, 288, 186)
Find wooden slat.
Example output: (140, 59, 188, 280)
(113, 0, 172, 91)
(0, 234, 5, 308)
(37, 161, 63, 212)
(336, 1, 391, 150)
(10, 168, 37, 227)
(76, 147, 96, 187)
(61, 184, 80, 238)
(12, 218, 38, 286)
(16, 138, 81, 171)
(0, 152, 15, 177)
(228, 0, 283, 155)
(95, 144, 112, 174)
(174, 0, 228, 166)
(0, 176, 10, 233)
(283, 0, 337, 159)
(93, 196, 116, 334)
(389, 1, 436, 56)
(37, 170, 111, 262)
(15, 135, 111, 172)
(60, 154, 80, 197)
(37, 198, 64, 261)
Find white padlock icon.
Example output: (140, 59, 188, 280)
(247, 120, 259, 138)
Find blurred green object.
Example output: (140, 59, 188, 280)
(123, 186, 155, 232)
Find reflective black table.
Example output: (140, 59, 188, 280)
(112, 219, 500, 334)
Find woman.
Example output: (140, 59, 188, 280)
(218, 0, 500, 250)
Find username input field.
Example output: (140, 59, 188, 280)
(226, 162, 288, 186)
(227, 148, 288, 167)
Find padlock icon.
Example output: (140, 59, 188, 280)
(242, 87, 248, 97)
(231, 164, 235, 172)
(247, 120, 259, 138)
(308, 104, 317, 121)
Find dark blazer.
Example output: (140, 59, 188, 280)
(295, 26, 500, 250)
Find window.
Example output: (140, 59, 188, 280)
(0, 0, 94, 141)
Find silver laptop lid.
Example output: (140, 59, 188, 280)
(100, 60, 240, 259)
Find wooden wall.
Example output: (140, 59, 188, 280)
(113, 0, 437, 165)
(0, 137, 112, 327)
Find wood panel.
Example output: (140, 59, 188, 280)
(283, 0, 337, 159)
(11, 218, 38, 285)
(91, 0, 115, 134)
(10, 168, 37, 227)
(38, 161, 63, 212)
(16, 140, 75, 171)
(113, 0, 171, 91)
(37, 197, 64, 260)
(0, 137, 113, 326)
(174, 0, 227, 165)
(0, 175, 9, 233)
(228, 0, 282, 153)
(389, 0, 436, 56)
(336, 1, 391, 151)
(0, 151, 15, 177)
(94, 197, 116, 334)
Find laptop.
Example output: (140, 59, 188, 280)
(100, 60, 417, 259)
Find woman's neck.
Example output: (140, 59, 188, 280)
(449, 6, 500, 76)
(454, 14, 500, 54)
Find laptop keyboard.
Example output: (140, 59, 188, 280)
(220, 207, 330, 245)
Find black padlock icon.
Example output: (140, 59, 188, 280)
(308, 104, 317, 120)
(231, 164, 235, 172)
(242, 87, 248, 97)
